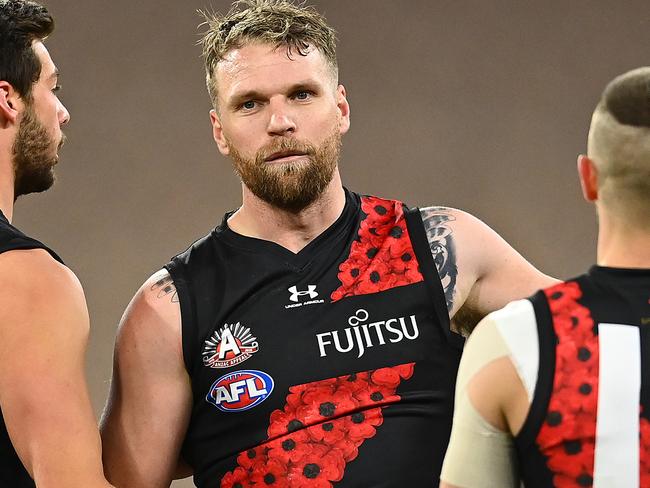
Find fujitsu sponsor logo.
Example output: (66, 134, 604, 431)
(202, 323, 259, 369)
(316, 309, 419, 358)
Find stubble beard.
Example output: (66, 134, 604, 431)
(12, 104, 65, 199)
(229, 124, 342, 213)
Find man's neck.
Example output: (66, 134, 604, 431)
(596, 214, 650, 269)
(228, 172, 346, 254)
(0, 150, 15, 222)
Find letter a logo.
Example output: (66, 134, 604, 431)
(218, 327, 242, 360)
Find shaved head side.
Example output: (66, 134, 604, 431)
(588, 67, 650, 228)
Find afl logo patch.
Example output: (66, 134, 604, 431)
(206, 370, 274, 412)
(202, 323, 259, 369)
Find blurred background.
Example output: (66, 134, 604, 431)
(20, 1, 649, 486)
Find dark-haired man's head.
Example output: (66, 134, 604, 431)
(580, 67, 650, 229)
(0, 0, 69, 199)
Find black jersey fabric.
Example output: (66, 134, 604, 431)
(165, 190, 464, 487)
(515, 266, 650, 487)
(0, 210, 62, 488)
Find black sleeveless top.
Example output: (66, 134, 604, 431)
(516, 267, 650, 487)
(0, 210, 62, 487)
(166, 190, 464, 487)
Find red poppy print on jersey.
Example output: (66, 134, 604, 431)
(330, 196, 423, 302)
(537, 282, 599, 488)
(641, 415, 650, 486)
(220, 363, 415, 488)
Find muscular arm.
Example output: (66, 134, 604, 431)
(420, 207, 557, 333)
(0, 249, 111, 488)
(100, 269, 192, 487)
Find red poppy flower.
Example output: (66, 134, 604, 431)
(249, 458, 290, 487)
(300, 381, 337, 404)
(545, 282, 582, 313)
(221, 466, 253, 488)
(266, 431, 313, 464)
(236, 445, 268, 470)
(393, 362, 415, 379)
(287, 444, 345, 487)
(336, 371, 371, 394)
(554, 371, 599, 416)
(371, 367, 402, 389)
(296, 387, 358, 426)
(345, 407, 384, 441)
(353, 384, 400, 407)
(307, 416, 348, 444)
(546, 442, 594, 479)
(268, 409, 307, 438)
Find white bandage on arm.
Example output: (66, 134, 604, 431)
(440, 300, 538, 488)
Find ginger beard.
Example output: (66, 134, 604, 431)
(228, 123, 342, 213)
(12, 103, 65, 198)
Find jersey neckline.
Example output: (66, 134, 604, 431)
(215, 188, 360, 267)
(588, 265, 650, 281)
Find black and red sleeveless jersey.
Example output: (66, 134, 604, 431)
(516, 267, 650, 487)
(165, 190, 464, 487)
(0, 210, 62, 488)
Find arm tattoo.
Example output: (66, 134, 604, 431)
(151, 274, 179, 303)
(420, 207, 458, 315)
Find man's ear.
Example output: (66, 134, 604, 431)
(336, 84, 350, 135)
(577, 154, 599, 202)
(210, 109, 230, 156)
(0, 81, 20, 128)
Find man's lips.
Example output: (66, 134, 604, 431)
(264, 150, 309, 163)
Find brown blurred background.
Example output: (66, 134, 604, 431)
(15, 1, 649, 486)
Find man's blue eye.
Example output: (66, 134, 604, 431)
(243, 101, 255, 109)
(296, 91, 309, 100)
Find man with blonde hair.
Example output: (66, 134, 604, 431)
(101, 1, 554, 486)
(440, 67, 650, 487)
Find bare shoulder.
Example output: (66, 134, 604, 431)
(0, 248, 87, 334)
(115, 268, 182, 358)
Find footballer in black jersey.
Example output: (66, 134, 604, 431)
(100, 2, 553, 486)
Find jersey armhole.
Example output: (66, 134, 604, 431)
(515, 291, 556, 450)
(0, 237, 64, 264)
(404, 206, 464, 350)
(164, 260, 196, 375)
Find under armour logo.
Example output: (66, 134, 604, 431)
(288, 285, 319, 302)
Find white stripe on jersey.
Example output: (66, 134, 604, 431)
(493, 299, 539, 401)
(594, 323, 641, 488)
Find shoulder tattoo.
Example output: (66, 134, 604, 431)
(420, 207, 458, 314)
(151, 274, 179, 303)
